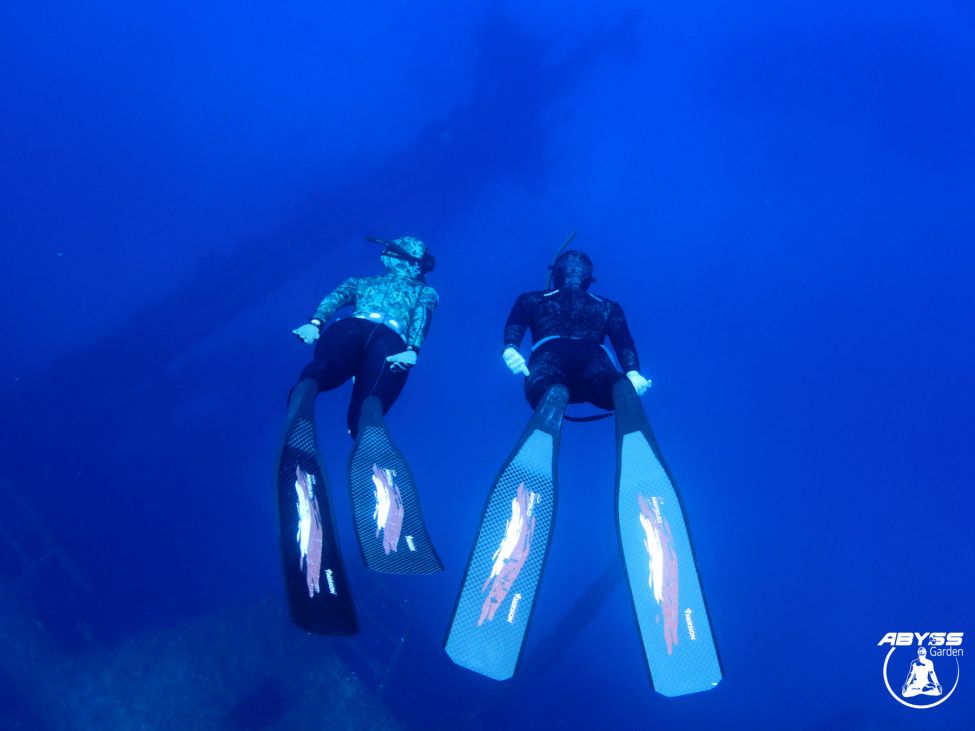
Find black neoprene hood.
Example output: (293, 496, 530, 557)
(550, 249, 594, 289)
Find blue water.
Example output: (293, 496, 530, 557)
(1, 1, 973, 729)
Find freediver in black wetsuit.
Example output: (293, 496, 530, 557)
(446, 249, 721, 690)
(444, 248, 656, 677)
(500, 249, 651, 409)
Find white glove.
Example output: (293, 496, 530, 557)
(626, 370, 651, 396)
(386, 350, 418, 371)
(503, 347, 530, 376)
(293, 323, 320, 344)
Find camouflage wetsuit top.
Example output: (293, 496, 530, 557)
(312, 271, 438, 351)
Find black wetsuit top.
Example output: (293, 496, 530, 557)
(503, 288, 641, 409)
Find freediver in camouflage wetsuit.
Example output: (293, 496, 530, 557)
(291, 236, 437, 437)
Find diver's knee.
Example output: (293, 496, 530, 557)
(611, 375, 639, 406)
(524, 376, 547, 408)
(525, 377, 569, 410)
(288, 377, 318, 406)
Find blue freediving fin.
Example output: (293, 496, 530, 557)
(275, 379, 357, 635)
(348, 396, 443, 574)
(444, 385, 568, 680)
(613, 379, 722, 696)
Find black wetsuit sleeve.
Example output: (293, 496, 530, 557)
(503, 292, 533, 351)
(608, 301, 640, 372)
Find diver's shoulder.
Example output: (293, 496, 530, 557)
(585, 290, 614, 305)
(545, 287, 616, 306)
(356, 273, 384, 286)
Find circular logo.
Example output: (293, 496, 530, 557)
(882, 646, 960, 709)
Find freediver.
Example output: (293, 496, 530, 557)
(446, 247, 722, 692)
(501, 249, 651, 410)
(275, 236, 441, 634)
(290, 236, 437, 436)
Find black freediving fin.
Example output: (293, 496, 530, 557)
(275, 379, 357, 635)
(348, 396, 443, 574)
(613, 379, 722, 696)
(444, 385, 568, 680)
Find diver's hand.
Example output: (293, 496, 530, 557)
(386, 350, 417, 371)
(626, 370, 651, 396)
(293, 323, 320, 344)
(503, 347, 530, 376)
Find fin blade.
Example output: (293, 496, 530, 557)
(276, 380, 357, 635)
(348, 397, 443, 574)
(614, 382, 722, 695)
(445, 387, 567, 680)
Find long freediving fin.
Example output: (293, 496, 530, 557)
(348, 396, 443, 574)
(444, 385, 568, 680)
(613, 379, 722, 696)
(275, 379, 357, 635)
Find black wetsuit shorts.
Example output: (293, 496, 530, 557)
(524, 338, 626, 411)
(298, 318, 409, 437)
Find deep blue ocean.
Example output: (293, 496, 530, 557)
(1, 2, 973, 729)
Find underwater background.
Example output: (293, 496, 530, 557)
(1, 1, 973, 729)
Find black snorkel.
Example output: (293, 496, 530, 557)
(545, 229, 576, 289)
(545, 229, 614, 422)
(365, 236, 436, 274)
